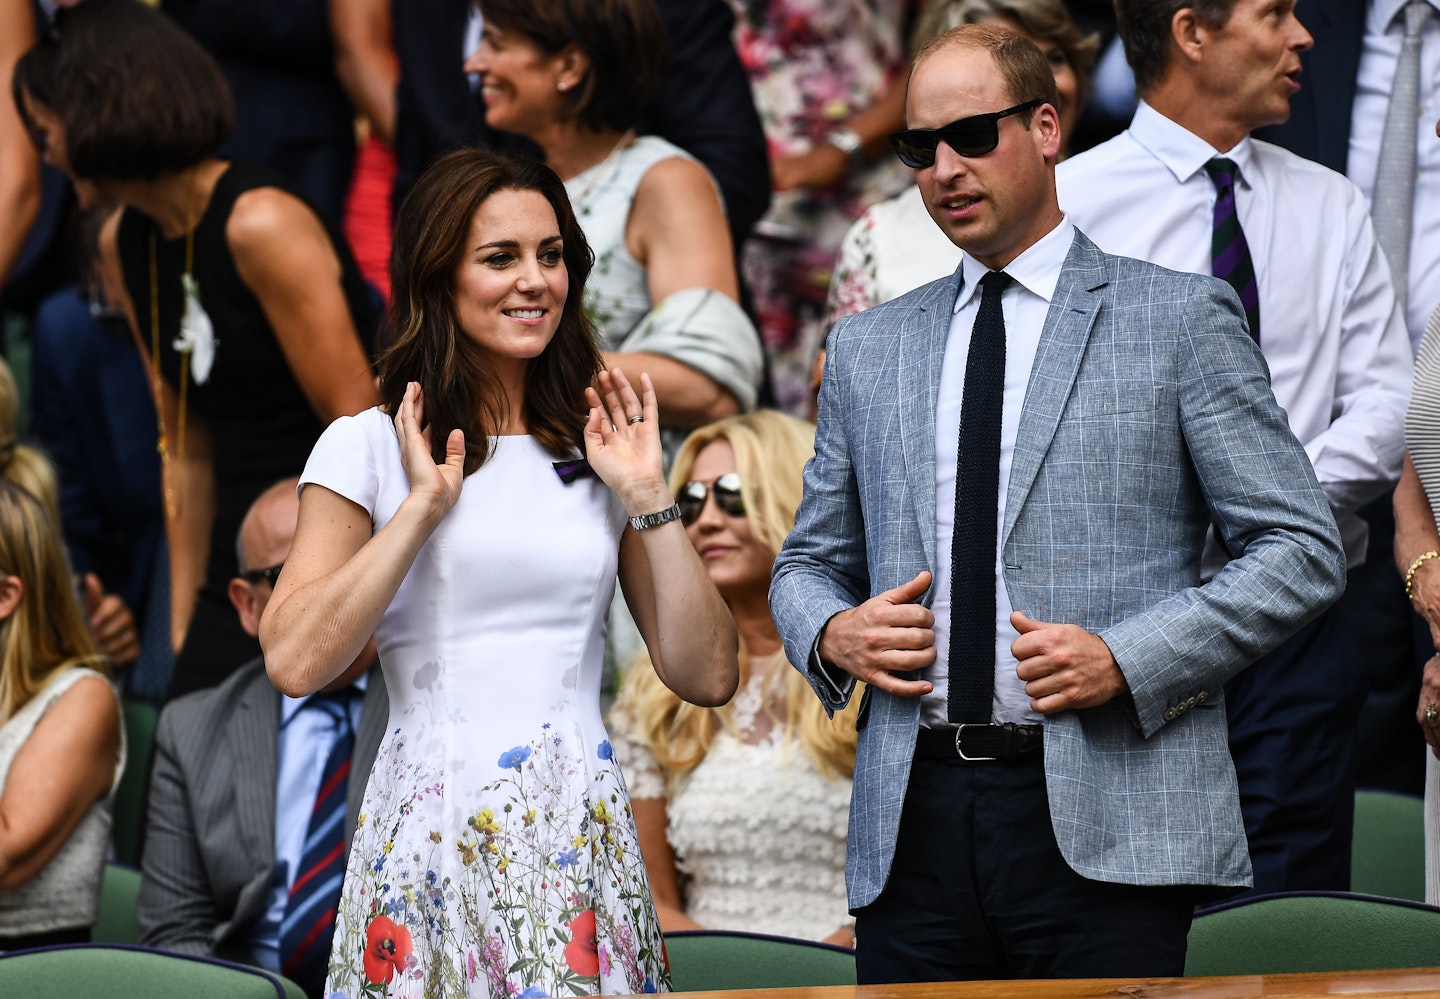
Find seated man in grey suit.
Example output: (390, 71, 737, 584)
(770, 24, 1346, 984)
(137, 478, 385, 996)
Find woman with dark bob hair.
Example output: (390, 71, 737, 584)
(261, 147, 738, 997)
(464, 0, 762, 437)
(13, 0, 379, 698)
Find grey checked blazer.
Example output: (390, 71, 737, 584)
(770, 230, 1346, 910)
(136, 658, 386, 963)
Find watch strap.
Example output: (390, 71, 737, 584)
(629, 503, 682, 531)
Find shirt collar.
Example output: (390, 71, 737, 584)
(280, 671, 369, 727)
(1128, 100, 1256, 187)
(1372, 0, 1436, 31)
(953, 215, 1075, 314)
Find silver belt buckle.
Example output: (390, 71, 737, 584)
(955, 723, 998, 762)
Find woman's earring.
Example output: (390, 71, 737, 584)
(557, 81, 570, 92)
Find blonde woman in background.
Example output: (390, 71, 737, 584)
(0, 478, 124, 950)
(0, 362, 56, 516)
(0, 360, 138, 669)
(609, 411, 861, 945)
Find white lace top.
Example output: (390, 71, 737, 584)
(609, 660, 852, 941)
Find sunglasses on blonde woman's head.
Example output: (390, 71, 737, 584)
(889, 99, 1045, 168)
(677, 473, 746, 526)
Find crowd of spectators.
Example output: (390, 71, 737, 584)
(0, 0, 1436, 993)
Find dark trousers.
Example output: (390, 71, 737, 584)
(1224, 597, 1365, 895)
(854, 754, 1196, 983)
(1351, 495, 1427, 797)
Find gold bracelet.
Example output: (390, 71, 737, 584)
(1406, 550, 1440, 599)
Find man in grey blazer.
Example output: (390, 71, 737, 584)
(137, 479, 385, 989)
(770, 24, 1346, 983)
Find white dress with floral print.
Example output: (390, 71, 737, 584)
(301, 408, 668, 999)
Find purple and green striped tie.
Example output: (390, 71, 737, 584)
(1204, 157, 1260, 343)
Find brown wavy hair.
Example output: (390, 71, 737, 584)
(380, 149, 602, 473)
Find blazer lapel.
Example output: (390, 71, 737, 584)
(348, 669, 388, 829)
(1003, 232, 1106, 547)
(899, 268, 964, 572)
(229, 670, 279, 873)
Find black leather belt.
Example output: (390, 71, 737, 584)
(914, 723, 1044, 762)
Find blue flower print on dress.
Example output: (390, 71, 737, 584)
(520, 988, 550, 998)
(596, 740, 613, 760)
(498, 745, 533, 771)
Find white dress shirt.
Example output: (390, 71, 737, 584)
(1057, 101, 1413, 568)
(249, 675, 369, 972)
(1348, 0, 1440, 347)
(920, 217, 1075, 728)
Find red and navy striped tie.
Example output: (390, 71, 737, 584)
(280, 690, 355, 997)
(1204, 158, 1260, 343)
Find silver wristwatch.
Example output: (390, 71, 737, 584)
(629, 503, 682, 531)
(825, 126, 864, 162)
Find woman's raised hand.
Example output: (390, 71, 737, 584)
(394, 381, 465, 522)
(584, 369, 668, 513)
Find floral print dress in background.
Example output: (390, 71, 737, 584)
(730, 0, 914, 414)
(301, 409, 668, 999)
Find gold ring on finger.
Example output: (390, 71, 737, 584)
(1426, 702, 1438, 723)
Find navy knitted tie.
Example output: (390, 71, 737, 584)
(1205, 158, 1260, 342)
(949, 270, 1011, 723)
(279, 690, 355, 997)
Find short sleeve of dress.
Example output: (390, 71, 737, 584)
(606, 684, 668, 801)
(299, 409, 384, 517)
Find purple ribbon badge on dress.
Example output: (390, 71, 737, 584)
(552, 458, 595, 484)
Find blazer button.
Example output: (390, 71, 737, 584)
(1164, 706, 1178, 721)
(1185, 695, 1197, 709)
(1197, 691, 1207, 703)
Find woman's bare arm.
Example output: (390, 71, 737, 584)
(0, 676, 121, 890)
(229, 187, 380, 423)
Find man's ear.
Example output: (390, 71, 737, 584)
(0, 575, 23, 621)
(1036, 102, 1064, 162)
(1171, 7, 1207, 66)
(228, 577, 261, 638)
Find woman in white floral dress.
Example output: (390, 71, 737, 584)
(260, 149, 738, 999)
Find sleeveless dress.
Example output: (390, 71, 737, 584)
(565, 135, 692, 344)
(0, 668, 125, 946)
(116, 162, 377, 697)
(301, 409, 669, 998)
(608, 659, 852, 941)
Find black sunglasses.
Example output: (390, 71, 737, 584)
(241, 563, 284, 587)
(677, 473, 746, 526)
(889, 100, 1045, 168)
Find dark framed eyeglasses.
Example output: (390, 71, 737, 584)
(677, 473, 746, 526)
(241, 563, 284, 587)
(889, 99, 1045, 168)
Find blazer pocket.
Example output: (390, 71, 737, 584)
(855, 684, 873, 732)
(1067, 386, 1173, 419)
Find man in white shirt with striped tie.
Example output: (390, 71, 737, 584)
(1056, 0, 1413, 897)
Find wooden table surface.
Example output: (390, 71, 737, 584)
(663, 967, 1440, 998)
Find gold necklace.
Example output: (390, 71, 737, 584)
(149, 167, 200, 520)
